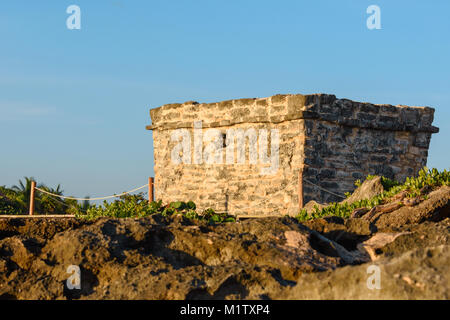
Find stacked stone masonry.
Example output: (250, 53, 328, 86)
(147, 93, 439, 216)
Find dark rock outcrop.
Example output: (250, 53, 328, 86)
(341, 176, 384, 204)
(0, 186, 449, 300)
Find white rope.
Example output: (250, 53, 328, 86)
(43, 195, 89, 213)
(303, 179, 346, 199)
(35, 184, 149, 201)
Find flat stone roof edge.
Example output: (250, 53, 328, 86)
(146, 93, 438, 133)
(149, 93, 435, 113)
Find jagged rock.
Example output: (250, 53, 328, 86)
(390, 190, 408, 202)
(363, 202, 403, 221)
(0, 186, 448, 300)
(351, 207, 370, 218)
(303, 218, 372, 251)
(357, 232, 410, 261)
(373, 186, 450, 229)
(302, 200, 326, 214)
(341, 176, 384, 204)
(0, 216, 346, 299)
(279, 245, 450, 299)
(403, 197, 421, 207)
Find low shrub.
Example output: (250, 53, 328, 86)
(296, 167, 449, 222)
(75, 193, 236, 224)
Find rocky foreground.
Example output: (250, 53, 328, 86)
(0, 186, 449, 300)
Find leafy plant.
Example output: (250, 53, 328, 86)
(354, 174, 399, 190)
(296, 167, 449, 222)
(77, 193, 160, 219)
(75, 196, 235, 224)
(1, 177, 96, 215)
(1, 178, 237, 224)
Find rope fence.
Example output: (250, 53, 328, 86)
(9, 173, 346, 218)
(24, 178, 155, 216)
(43, 192, 89, 213)
(303, 179, 347, 199)
(35, 184, 148, 201)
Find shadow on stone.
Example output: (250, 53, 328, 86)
(186, 276, 249, 300)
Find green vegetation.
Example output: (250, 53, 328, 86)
(0, 177, 235, 224)
(354, 174, 400, 190)
(0, 177, 87, 215)
(75, 194, 236, 224)
(296, 167, 449, 222)
(2, 167, 448, 224)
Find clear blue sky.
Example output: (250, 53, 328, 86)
(1, 0, 449, 200)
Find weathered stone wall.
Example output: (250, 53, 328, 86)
(299, 95, 437, 203)
(148, 93, 438, 215)
(302, 121, 433, 203)
(150, 97, 305, 216)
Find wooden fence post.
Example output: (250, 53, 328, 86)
(298, 169, 303, 210)
(148, 177, 154, 203)
(29, 180, 36, 215)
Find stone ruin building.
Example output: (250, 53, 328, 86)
(146, 93, 439, 216)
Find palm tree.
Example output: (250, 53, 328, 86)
(12, 176, 35, 194)
(11, 177, 37, 212)
(0, 186, 19, 214)
(10, 178, 89, 215)
(11, 177, 68, 214)
(81, 197, 91, 211)
(39, 184, 66, 214)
